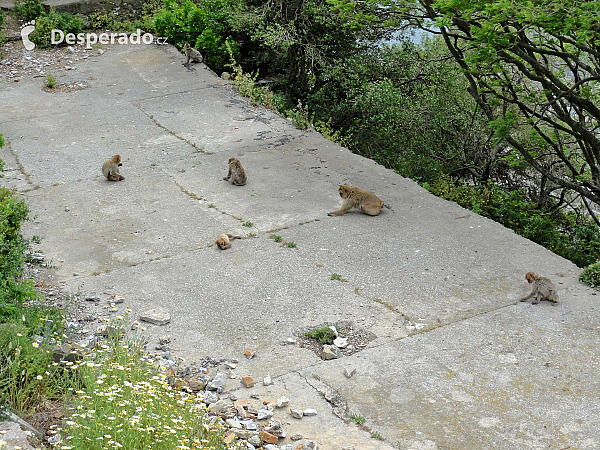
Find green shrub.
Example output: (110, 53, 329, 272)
(88, 11, 134, 32)
(305, 326, 336, 344)
(580, 262, 600, 288)
(0, 188, 29, 283)
(153, 0, 242, 69)
(0, 134, 4, 172)
(30, 10, 84, 48)
(12, 0, 45, 22)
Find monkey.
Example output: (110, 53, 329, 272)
(223, 157, 247, 186)
(328, 184, 383, 216)
(102, 155, 125, 181)
(518, 272, 560, 304)
(215, 233, 241, 250)
(182, 43, 203, 66)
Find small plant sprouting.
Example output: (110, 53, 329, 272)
(304, 327, 336, 345)
(350, 414, 366, 425)
(31, 235, 41, 244)
(208, 203, 216, 208)
(331, 273, 348, 282)
(242, 221, 253, 227)
(371, 431, 383, 440)
(287, 241, 297, 248)
(44, 72, 56, 89)
(271, 235, 283, 242)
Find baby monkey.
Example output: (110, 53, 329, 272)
(519, 272, 559, 304)
(183, 43, 203, 66)
(223, 157, 247, 186)
(215, 233, 241, 250)
(102, 155, 125, 181)
(328, 184, 383, 216)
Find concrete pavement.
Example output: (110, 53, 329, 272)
(1, 43, 598, 449)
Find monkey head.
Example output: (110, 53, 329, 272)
(525, 272, 538, 283)
(339, 185, 350, 198)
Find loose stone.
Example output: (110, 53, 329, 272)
(241, 376, 255, 388)
(139, 308, 171, 325)
(344, 366, 356, 378)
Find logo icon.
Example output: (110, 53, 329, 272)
(21, 20, 36, 50)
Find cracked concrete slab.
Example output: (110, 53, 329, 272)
(1, 42, 598, 449)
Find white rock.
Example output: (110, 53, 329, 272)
(263, 375, 273, 386)
(333, 337, 348, 348)
(303, 408, 317, 416)
(276, 396, 289, 408)
(290, 409, 303, 419)
(344, 366, 356, 378)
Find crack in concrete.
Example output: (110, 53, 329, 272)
(3, 137, 39, 191)
(132, 102, 212, 155)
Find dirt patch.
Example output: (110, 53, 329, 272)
(296, 320, 377, 358)
(1, 14, 107, 82)
(43, 81, 89, 93)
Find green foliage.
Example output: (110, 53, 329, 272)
(580, 261, 600, 288)
(307, 39, 493, 184)
(286, 241, 297, 248)
(0, 189, 68, 414)
(305, 326, 336, 344)
(242, 221, 253, 227)
(30, 10, 84, 48)
(88, 11, 134, 32)
(0, 322, 73, 413)
(153, 0, 242, 69)
(331, 273, 342, 281)
(12, 0, 45, 22)
(427, 176, 600, 267)
(226, 43, 285, 111)
(0, 12, 6, 47)
(349, 413, 366, 425)
(44, 72, 56, 88)
(0, 188, 29, 283)
(286, 101, 312, 130)
(270, 235, 283, 242)
(0, 133, 4, 173)
(61, 337, 229, 449)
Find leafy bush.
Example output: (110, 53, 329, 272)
(12, 0, 45, 22)
(30, 10, 84, 48)
(580, 261, 600, 288)
(153, 0, 242, 69)
(0, 134, 4, 172)
(0, 188, 29, 283)
(88, 11, 134, 32)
